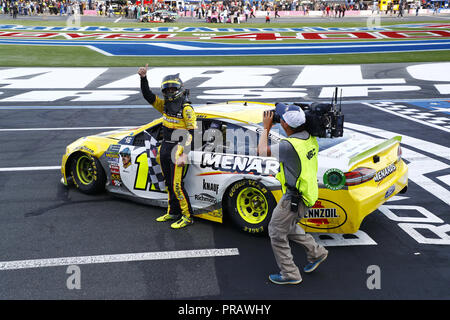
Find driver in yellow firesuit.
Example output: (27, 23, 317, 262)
(138, 64, 197, 229)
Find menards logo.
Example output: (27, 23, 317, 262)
(200, 153, 279, 176)
(374, 163, 397, 182)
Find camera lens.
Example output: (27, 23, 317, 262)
(273, 112, 280, 123)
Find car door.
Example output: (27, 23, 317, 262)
(117, 124, 167, 201)
(185, 119, 280, 211)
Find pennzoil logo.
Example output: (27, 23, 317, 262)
(305, 208, 339, 219)
(300, 199, 347, 230)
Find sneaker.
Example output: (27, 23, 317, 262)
(269, 273, 302, 285)
(303, 253, 328, 273)
(170, 216, 193, 229)
(156, 213, 180, 222)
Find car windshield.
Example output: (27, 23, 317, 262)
(316, 135, 350, 151)
(256, 122, 286, 138)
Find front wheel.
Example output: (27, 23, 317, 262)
(70, 153, 106, 194)
(226, 180, 276, 235)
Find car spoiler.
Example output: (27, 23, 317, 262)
(348, 136, 402, 168)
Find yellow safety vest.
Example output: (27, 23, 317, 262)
(276, 135, 319, 207)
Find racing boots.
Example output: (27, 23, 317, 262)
(156, 213, 180, 222)
(170, 216, 194, 229)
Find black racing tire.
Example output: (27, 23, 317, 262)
(70, 153, 106, 194)
(226, 179, 276, 235)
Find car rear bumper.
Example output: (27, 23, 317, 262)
(300, 160, 408, 234)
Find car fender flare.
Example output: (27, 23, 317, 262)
(64, 150, 108, 186)
(220, 175, 280, 212)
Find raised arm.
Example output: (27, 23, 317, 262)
(138, 64, 164, 113)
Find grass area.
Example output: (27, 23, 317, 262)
(1, 44, 449, 67)
(0, 19, 449, 66)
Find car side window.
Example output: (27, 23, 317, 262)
(132, 124, 163, 147)
(199, 119, 227, 153)
(199, 120, 279, 156)
(146, 123, 163, 142)
(224, 123, 259, 156)
(132, 132, 146, 147)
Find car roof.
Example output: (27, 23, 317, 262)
(194, 101, 275, 124)
(133, 101, 274, 136)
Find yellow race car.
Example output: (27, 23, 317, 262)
(61, 101, 408, 235)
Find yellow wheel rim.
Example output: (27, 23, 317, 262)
(236, 187, 268, 224)
(76, 155, 94, 185)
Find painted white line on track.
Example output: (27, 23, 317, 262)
(0, 248, 240, 271)
(86, 44, 114, 56)
(346, 122, 450, 160)
(437, 174, 450, 187)
(0, 166, 60, 172)
(0, 126, 134, 132)
(147, 40, 450, 51)
(1, 98, 449, 111)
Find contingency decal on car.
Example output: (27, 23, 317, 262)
(323, 168, 346, 191)
(374, 163, 397, 183)
(73, 145, 95, 155)
(299, 199, 348, 230)
(104, 144, 122, 187)
(199, 153, 279, 176)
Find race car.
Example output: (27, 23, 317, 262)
(139, 10, 178, 23)
(60, 101, 408, 235)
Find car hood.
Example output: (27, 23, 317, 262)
(94, 127, 138, 140)
(66, 127, 138, 158)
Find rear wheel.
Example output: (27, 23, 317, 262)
(226, 180, 276, 235)
(70, 153, 106, 194)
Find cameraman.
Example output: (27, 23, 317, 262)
(258, 104, 328, 285)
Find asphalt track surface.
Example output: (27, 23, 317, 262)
(0, 63, 449, 301)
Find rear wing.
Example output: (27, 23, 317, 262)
(348, 136, 402, 168)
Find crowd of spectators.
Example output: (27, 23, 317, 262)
(0, 0, 446, 20)
(1, 0, 85, 16)
(171, 0, 371, 23)
(317, 2, 369, 18)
